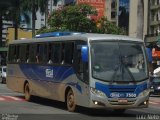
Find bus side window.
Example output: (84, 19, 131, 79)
(19, 44, 27, 63)
(29, 44, 37, 63)
(36, 44, 48, 64)
(26, 45, 30, 63)
(49, 43, 62, 64)
(8, 45, 16, 63)
(64, 42, 74, 65)
(15, 45, 20, 63)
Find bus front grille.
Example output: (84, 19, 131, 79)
(109, 88, 136, 93)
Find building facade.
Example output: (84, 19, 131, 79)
(106, 0, 148, 40)
(146, 0, 160, 44)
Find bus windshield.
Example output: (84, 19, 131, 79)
(91, 41, 148, 82)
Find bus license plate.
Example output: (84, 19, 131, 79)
(118, 99, 128, 103)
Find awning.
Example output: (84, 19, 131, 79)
(0, 47, 8, 52)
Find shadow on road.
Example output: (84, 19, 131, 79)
(17, 95, 150, 117)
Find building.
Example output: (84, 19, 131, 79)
(35, 0, 63, 29)
(0, 20, 13, 65)
(64, 0, 148, 39)
(106, 0, 148, 40)
(146, 0, 160, 44)
(146, 0, 160, 70)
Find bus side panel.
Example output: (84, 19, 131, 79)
(7, 64, 26, 93)
(7, 63, 91, 107)
(61, 74, 90, 107)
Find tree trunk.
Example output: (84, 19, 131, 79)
(137, 0, 144, 40)
(14, 22, 18, 40)
(32, 0, 36, 38)
(0, 13, 2, 46)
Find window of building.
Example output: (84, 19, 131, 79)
(111, 11, 116, 19)
(157, 0, 160, 5)
(111, 0, 116, 9)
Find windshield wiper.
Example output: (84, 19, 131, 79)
(110, 57, 136, 84)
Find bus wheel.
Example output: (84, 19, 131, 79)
(24, 83, 32, 101)
(66, 89, 76, 112)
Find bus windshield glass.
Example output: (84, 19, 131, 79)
(91, 41, 148, 82)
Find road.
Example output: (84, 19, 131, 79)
(0, 84, 160, 120)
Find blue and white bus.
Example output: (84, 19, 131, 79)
(7, 32, 150, 112)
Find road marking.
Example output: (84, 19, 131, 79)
(0, 95, 25, 101)
(149, 101, 159, 105)
(2, 96, 24, 101)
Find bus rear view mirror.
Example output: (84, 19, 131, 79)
(81, 45, 88, 62)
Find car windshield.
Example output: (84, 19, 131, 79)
(91, 41, 148, 82)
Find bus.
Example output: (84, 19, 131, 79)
(7, 32, 150, 112)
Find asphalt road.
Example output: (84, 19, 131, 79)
(0, 84, 160, 120)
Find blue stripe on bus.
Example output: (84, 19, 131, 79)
(19, 64, 82, 94)
(95, 82, 148, 98)
(19, 64, 74, 82)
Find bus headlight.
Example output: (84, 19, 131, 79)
(90, 88, 106, 97)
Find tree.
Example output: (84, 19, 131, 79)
(96, 17, 126, 35)
(21, 0, 49, 37)
(37, 4, 125, 35)
(48, 4, 97, 32)
(137, 0, 144, 40)
(3, 0, 31, 40)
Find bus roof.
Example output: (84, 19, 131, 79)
(35, 31, 85, 38)
(9, 33, 143, 45)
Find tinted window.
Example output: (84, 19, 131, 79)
(29, 44, 37, 63)
(48, 43, 62, 64)
(19, 44, 27, 63)
(36, 44, 48, 63)
(64, 42, 74, 64)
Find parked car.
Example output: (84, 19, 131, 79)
(150, 77, 160, 95)
(0, 66, 7, 84)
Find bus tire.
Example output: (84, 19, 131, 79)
(66, 89, 76, 112)
(24, 83, 32, 101)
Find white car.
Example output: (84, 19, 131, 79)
(0, 66, 7, 84)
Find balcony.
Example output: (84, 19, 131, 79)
(150, 4, 160, 10)
(150, 20, 160, 26)
(146, 36, 157, 43)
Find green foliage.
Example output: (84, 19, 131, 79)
(47, 4, 97, 32)
(96, 17, 126, 35)
(37, 4, 126, 35)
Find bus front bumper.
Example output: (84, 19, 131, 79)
(89, 89, 150, 109)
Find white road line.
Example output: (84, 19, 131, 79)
(149, 101, 159, 105)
